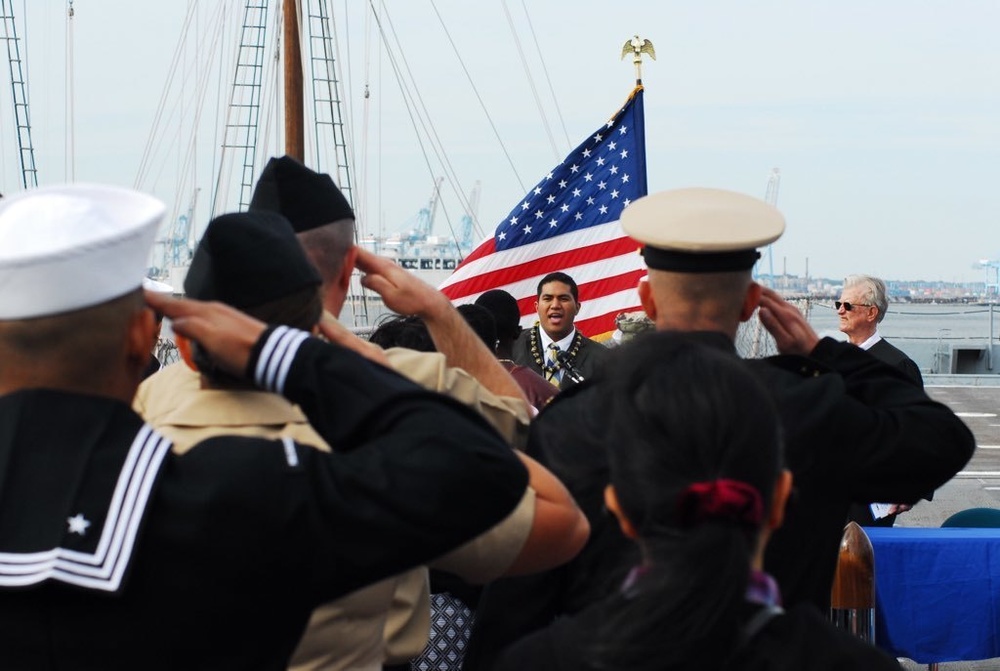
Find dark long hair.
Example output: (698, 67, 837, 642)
(590, 333, 783, 671)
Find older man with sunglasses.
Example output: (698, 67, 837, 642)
(838, 273, 927, 528)
(836, 274, 922, 385)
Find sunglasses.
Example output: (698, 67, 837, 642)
(834, 301, 873, 312)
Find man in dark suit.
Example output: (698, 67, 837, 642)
(839, 273, 926, 527)
(511, 272, 610, 389)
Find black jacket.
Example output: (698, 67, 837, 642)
(492, 598, 902, 671)
(464, 332, 974, 667)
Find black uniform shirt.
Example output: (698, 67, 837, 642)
(0, 327, 528, 670)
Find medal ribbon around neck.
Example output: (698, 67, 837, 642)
(529, 325, 584, 375)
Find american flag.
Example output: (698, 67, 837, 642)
(439, 86, 648, 340)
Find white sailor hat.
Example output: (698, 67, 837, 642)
(0, 184, 166, 319)
(142, 277, 175, 294)
(621, 187, 785, 272)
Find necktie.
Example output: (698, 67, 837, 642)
(545, 343, 561, 386)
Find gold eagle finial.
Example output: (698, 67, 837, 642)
(621, 35, 655, 85)
(621, 35, 656, 62)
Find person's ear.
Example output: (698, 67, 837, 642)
(638, 277, 657, 321)
(128, 307, 157, 364)
(174, 333, 200, 372)
(768, 469, 794, 531)
(739, 281, 764, 323)
(604, 485, 639, 539)
(338, 246, 359, 291)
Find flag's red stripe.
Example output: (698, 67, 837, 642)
(441, 236, 640, 300)
(575, 312, 621, 339)
(457, 237, 496, 266)
(514, 268, 646, 317)
(577, 271, 646, 307)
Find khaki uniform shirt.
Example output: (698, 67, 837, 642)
(135, 353, 534, 668)
(136, 363, 401, 671)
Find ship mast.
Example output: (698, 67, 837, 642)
(283, 0, 304, 160)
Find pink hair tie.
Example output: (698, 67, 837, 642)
(676, 478, 763, 528)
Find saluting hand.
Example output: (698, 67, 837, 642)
(756, 286, 821, 356)
(354, 248, 452, 320)
(144, 290, 266, 377)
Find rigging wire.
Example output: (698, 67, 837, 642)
(426, 1, 539, 241)
(520, 0, 572, 151)
(327, 0, 376, 326)
(378, 0, 503, 243)
(64, 0, 74, 181)
(423, 0, 527, 197)
(136, 1, 227, 230)
(501, 0, 559, 162)
(367, 3, 466, 245)
(135, 1, 201, 187)
(255, 0, 280, 179)
(324, 0, 361, 218)
(360, 2, 375, 235)
(382, 3, 470, 237)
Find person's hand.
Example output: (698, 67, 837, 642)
(756, 286, 821, 356)
(145, 290, 266, 377)
(355, 248, 451, 320)
(316, 312, 390, 367)
(887, 503, 914, 516)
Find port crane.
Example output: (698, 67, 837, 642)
(754, 168, 780, 285)
(977, 258, 1000, 297)
(458, 180, 481, 252)
(397, 177, 444, 249)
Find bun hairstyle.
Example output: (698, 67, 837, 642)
(592, 333, 783, 671)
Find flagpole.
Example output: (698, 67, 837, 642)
(440, 43, 652, 339)
(621, 35, 656, 86)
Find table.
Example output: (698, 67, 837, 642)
(867, 526, 1000, 664)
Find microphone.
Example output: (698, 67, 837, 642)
(554, 348, 585, 385)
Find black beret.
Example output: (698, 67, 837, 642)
(184, 211, 321, 309)
(249, 155, 354, 233)
(475, 289, 521, 332)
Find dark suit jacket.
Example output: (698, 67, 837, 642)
(848, 336, 926, 526)
(868, 337, 923, 387)
(511, 326, 611, 391)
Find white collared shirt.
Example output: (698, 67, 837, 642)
(539, 328, 577, 384)
(857, 332, 882, 352)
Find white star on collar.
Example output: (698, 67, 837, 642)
(67, 513, 91, 536)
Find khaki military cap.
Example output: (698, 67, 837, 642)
(621, 187, 785, 272)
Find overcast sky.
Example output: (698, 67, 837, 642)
(7, 1, 1000, 284)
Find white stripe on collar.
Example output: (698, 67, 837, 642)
(255, 326, 310, 393)
(0, 424, 172, 592)
(281, 436, 299, 467)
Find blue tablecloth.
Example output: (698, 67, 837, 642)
(867, 526, 1000, 663)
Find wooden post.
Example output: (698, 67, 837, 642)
(830, 521, 876, 642)
(283, 0, 304, 161)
